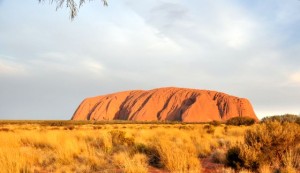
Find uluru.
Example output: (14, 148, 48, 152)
(72, 87, 258, 122)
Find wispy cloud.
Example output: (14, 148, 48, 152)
(0, 56, 28, 76)
(288, 72, 300, 86)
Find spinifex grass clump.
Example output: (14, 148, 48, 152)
(151, 136, 202, 172)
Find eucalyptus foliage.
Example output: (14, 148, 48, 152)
(39, 0, 108, 19)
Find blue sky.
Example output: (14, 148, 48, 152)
(0, 0, 300, 120)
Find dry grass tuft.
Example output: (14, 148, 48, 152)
(258, 164, 272, 173)
(113, 151, 148, 173)
(0, 147, 31, 173)
(152, 137, 201, 172)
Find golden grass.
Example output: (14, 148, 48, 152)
(258, 164, 272, 173)
(152, 137, 201, 172)
(0, 122, 287, 173)
(0, 147, 30, 173)
(113, 152, 148, 173)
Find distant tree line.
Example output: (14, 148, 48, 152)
(226, 116, 256, 126)
(261, 114, 300, 124)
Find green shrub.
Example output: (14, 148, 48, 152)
(226, 116, 256, 126)
(210, 120, 222, 126)
(226, 121, 300, 171)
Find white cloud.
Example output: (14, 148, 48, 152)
(29, 52, 78, 73)
(0, 57, 28, 76)
(223, 19, 257, 49)
(289, 72, 300, 85)
(82, 59, 105, 75)
(28, 52, 109, 78)
(127, 1, 260, 51)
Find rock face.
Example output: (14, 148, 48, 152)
(72, 87, 257, 122)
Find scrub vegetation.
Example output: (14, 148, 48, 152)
(0, 115, 299, 173)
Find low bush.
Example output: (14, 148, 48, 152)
(226, 121, 300, 171)
(210, 120, 222, 126)
(226, 117, 256, 126)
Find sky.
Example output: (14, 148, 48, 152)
(0, 0, 300, 120)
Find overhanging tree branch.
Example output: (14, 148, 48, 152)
(39, 0, 108, 20)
